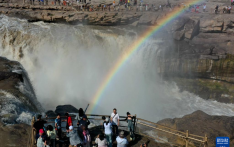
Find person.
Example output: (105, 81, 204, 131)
(33, 114, 47, 139)
(113, 0, 116, 10)
(77, 115, 90, 131)
(30, 0, 35, 5)
(215, 5, 219, 14)
(81, 125, 91, 147)
(65, 112, 73, 130)
(111, 108, 119, 136)
(203, 4, 206, 12)
(37, 129, 48, 147)
(101, 116, 106, 130)
(55, 114, 62, 139)
(228, 6, 232, 14)
(66, 126, 83, 147)
(104, 118, 112, 147)
(116, 131, 128, 147)
(125, 112, 135, 141)
(95, 133, 108, 147)
(46, 125, 56, 147)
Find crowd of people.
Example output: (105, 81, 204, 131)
(33, 108, 140, 147)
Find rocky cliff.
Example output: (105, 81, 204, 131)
(157, 110, 234, 147)
(0, 57, 42, 124)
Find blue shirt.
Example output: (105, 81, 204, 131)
(55, 118, 61, 129)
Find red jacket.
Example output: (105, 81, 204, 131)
(67, 116, 73, 126)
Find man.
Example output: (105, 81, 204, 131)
(66, 126, 83, 146)
(33, 114, 47, 135)
(55, 114, 62, 139)
(116, 131, 128, 147)
(111, 108, 119, 136)
(77, 115, 90, 131)
(203, 4, 206, 12)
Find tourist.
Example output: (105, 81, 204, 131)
(116, 131, 128, 147)
(55, 114, 62, 139)
(33, 114, 47, 138)
(111, 108, 119, 136)
(66, 126, 83, 146)
(46, 125, 56, 147)
(30, 0, 35, 5)
(95, 133, 108, 147)
(104, 118, 112, 147)
(54, 0, 61, 5)
(145, 3, 148, 11)
(113, 0, 116, 10)
(203, 4, 206, 12)
(215, 5, 219, 14)
(125, 112, 135, 141)
(37, 129, 47, 147)
(77, 115, 90, 131)
(82, 125, 91, 147)
(65, 112, 73, 130)
(228, 6, 232, 14)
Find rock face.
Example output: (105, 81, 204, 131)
(157, 110, 234, 147)
(0, 121, 31, 147)
(0, 57, 42, 124)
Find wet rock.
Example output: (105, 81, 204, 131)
(157, 110, 234, 146)
(0, 57, 42, 124)
(46, 110, 57, 117)
(0, 121, 30, 147)
(55, 105, 79, 115)
(173, 30, 184, 40)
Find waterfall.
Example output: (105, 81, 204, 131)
(0, 15, 234, 122)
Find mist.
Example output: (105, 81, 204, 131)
(1, 15, 234, 122)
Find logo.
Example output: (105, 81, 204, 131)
(216, 137, 229, 147)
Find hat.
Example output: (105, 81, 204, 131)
(82, 115, 87, 119)
(39, 129, 44, 134)
(119, 131, 125, 137)
(105, 117, 109, 122)
(37, 114, 42, 119)
(69, 126, 74, 130)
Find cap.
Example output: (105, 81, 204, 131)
(39, 129, 44, 134)
(69, 126, 73, 130)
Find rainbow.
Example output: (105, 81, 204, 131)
(90, 0, 203, 113)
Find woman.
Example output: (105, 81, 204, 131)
(65, 112, 73, 130)
(82, 125, 91, 147)
(126, 112, 135, 141)
(95, 133, 107, 147)
(104, 118, 112, 147)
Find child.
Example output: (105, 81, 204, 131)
(82, 125, 91, 147)
(37, 129, 47, 147)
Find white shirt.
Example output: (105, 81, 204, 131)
(203, 5, 206, 9)
(111, 112, 119, 125)
(104, 123, 112, 135)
